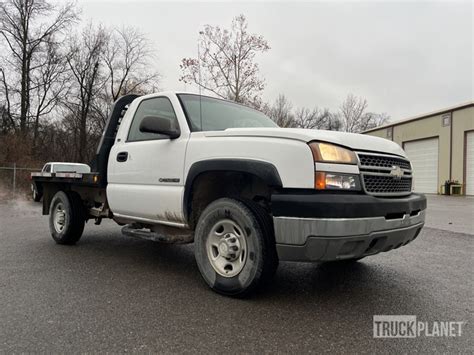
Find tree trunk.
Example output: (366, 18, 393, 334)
(20, 52, 28, 135)
(78, 111, 87, 162)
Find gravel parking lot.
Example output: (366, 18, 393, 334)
(0, 195, 472, 353)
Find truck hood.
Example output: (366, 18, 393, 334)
(204, 127, 406, 157)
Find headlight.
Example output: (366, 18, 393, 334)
(315, 172, 361, 190)
(309, 142, 357, 164)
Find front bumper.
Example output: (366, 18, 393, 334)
(272, 192, 426, 262)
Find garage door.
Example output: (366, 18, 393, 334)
(466, 132, 474, 195)
(404, 138, 439, 193)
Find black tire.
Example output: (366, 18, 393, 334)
(194, 198, 278, 297)
(32, 187, 42, 202)
(243, 199, 279, 280)
(49, 191, 85, 245)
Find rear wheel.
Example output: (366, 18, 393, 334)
(49, 191, 85, 245)
(194, 198, 278, 297)
(32, 185, 42, 202)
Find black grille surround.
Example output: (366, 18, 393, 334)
(357, 152, 412, 196)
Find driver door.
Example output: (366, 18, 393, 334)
(107, 96, 188, 224)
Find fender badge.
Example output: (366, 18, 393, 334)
(159, 178, 180, 183)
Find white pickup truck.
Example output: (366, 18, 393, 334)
(32, 92, 426, 296)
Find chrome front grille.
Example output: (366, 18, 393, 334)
(357, 152, 412, 196)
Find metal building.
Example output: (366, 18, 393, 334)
(364, 101, 474, 195)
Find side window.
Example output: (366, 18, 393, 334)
(127, 97, 179, 142)
(43, 164, 51, 173)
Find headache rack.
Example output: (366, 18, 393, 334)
(356, 152, 413, 197)
(90, 94, 141, 187)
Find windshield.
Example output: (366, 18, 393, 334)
(178, 94, 278, 132)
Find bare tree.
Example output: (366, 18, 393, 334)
(180, 14, 269, 105)
(30, 39, 70, 147)
(266, 94, 296, 128)
(265, 95, 334, 130)
(294, 107, 331, 130)
(0, 69, 15, 132)
(0, 1, 164, 169)
(90, 26, 161, 130)
(0, 104, 9, 134)
(263, 93, 388, 133)
(337, 94, 389, 133)
(327, 113, 343, 131)
(103, 26, 160, 102)
(0, 0, 77, 135)
(60, 24, 161, 163)
(64, 25, 108, 162)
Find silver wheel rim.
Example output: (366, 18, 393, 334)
(206, 219, 248, 278)
(53, 202, 66, 233)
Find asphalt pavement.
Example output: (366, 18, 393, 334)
(0, 195, 472, 353)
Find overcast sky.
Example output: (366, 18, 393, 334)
(78, 0, 473, 121)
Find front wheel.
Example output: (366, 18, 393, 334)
(194, 198, 278, 297)
(49, 191, 85, 245)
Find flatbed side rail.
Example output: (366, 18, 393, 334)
(31, 172, 100, 186)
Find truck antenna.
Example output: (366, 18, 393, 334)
(197, 41, 203, 131)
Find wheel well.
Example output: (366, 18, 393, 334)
(187, 171, 274, 229)
(41, 183, 66, 215)
(41, 183, 104, 218)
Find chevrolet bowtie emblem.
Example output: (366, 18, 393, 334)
(389, 165, 403, 180)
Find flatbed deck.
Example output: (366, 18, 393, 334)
(31, 172, 101, 187)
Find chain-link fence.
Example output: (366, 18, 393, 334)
(0, 164, 42, 199)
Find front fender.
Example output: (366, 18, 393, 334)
(183, 159, 283, 220)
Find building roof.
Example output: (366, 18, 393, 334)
(364, 100, 474, 133)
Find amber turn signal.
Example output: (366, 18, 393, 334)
(315, 172, 326, 189)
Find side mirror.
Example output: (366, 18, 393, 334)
(139, 116, 180, 139)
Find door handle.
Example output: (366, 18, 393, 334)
(116, 152, 128, 162)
